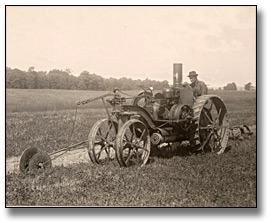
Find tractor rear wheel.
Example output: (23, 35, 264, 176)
(116, 119, 151, 167)
(88, 118, 118, 165)
(190, 95, 230, 154)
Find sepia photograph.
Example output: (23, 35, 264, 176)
(5, 5, 256, 207)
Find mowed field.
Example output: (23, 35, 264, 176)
(6, 89, 256, 207)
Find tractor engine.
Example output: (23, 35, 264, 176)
(150, 87, 194, 145)
(149, 63, 195, 145)
(152, 86, 194, 122)
(133, 63, 195, 141)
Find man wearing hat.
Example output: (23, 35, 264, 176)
(188, 71, 208, 97)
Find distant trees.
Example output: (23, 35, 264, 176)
(6, 67, 26, 88)
(6, 67, 169, 90)
(244, 82, 252, 91)
(47, 69, 72, 89)
(77, 71, 105, 90)
(223, 82, 237, 91)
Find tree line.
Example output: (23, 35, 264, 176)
(6, 67, 169, 91)
(6, 67, 255, 91)
(222, 82, 255, 91)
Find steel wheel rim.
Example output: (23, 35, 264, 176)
(88, 119, 117, 165)
(117, 120, 150, 167)
(198, 97, 229, 154)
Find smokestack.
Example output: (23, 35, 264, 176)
(173, 63, 183, 86)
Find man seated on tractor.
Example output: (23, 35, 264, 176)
(188, 71, 208, 97)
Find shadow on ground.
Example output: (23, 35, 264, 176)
(149, 143, 233, 160)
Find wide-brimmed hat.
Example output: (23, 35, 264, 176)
(188, 71, 198, 77)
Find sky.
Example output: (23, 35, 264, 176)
(6, 6, 256, 87)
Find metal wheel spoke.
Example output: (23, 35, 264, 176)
(136, 149, 140, 163)
(97, 131, 107, 142)
(201, 131, 214, 149)
(138, 129, 146, 142)
(125, 149, 134, 165)
(109, 120, 117, 133)
(105, 122, 116, 141)
(94, 141, 104, 146)
(214, 129, 222, 143)
(203, 110, 213, 124)
(96, 145, 106, 159)
(104, 124, 112, 140)
(98, 128, 104, 138)
(137, 146, 149, 153)
(105, 146, 109, 155)
(208, 101, 213, 112)
(105, 147, 110, 162)
(132, 125, 136, 141)
(123, 132, 130, 143)
(212, 129, 222, 152)
(136, 140, 148, 152)
(217, 108, 222, 121)
(123, 141, 133, 149)
(200, 126, 212, 130)
(213, 134, 221, 152)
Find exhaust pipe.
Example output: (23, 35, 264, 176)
(173, 63, 183, 87)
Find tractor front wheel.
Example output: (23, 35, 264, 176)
(116, 119, 151, 167)
(88, 118, 118, 165)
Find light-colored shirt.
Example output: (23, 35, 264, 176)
(190, 79, 208, 97)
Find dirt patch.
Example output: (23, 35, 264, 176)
(6, 125, 256, 174)
(6, 147, 90, 173)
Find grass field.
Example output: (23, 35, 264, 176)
(6, 89, 256, 207)
(6, 89, 140, 113)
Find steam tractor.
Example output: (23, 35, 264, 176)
(87, 63, 230, 167)
(19, 63, 230, 173)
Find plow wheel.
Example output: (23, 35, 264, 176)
(19, 148, 39, 173)
(190, 95, 230, 154)
(19, 148, 52, 174)
(116, 119, 151, 167)
(28, 151, 52, 173)
(88, 118, 118, 165)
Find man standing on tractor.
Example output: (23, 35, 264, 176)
(188, 71, 208, 97)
